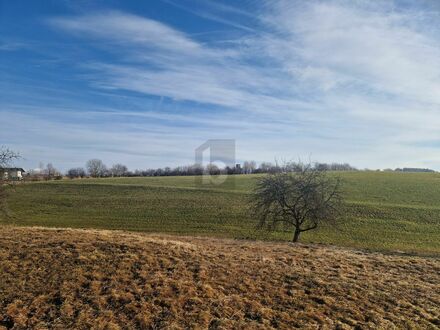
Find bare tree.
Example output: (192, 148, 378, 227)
(243, 160, 257, 174)
(205, 163, 220, 175)
(0, 147, 20, 216)
(0, 148, 19, 168)
(109, 164, 128, 177)
(45, 163, 58, 179)
(251, 162, 342, 242)
(86, 159, 107, 178)
(258, 162, 274, 173)
(67, 167, 86, 179)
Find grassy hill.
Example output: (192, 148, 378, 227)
(1, 227, 439, 329)
(3, 172, 440, 255)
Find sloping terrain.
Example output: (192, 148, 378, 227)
(5, 172, 440, 255)
(0, 226, 439, 329)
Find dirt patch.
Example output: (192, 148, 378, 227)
(0, 226, 439, 329)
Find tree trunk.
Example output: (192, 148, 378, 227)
(292, 228, 301, 242)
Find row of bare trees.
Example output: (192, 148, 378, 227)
(65, 160, 356, 179)
(137, 161, 356, 177)
(66, 160, 128, 178)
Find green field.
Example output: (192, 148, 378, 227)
(2, 172, 440, 255)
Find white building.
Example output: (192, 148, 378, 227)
(0, 168, 25, 180)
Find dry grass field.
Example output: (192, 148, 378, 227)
(0, 226, 439, 329)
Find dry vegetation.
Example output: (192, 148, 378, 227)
(0, 226, 439, 329)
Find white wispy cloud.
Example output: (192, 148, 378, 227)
(269, 1, 440, 104)
(50, 10, 318, 116)
(0, 41, 26, 51)
(160, 0, 257, 32)
(268, 0, 440, 157)
(50, 11, 200, 54)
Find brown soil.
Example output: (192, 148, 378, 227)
(0, 226, 439, 329)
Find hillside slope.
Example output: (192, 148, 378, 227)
(0, 226, 439, 329)
(5, 172, 440, 255)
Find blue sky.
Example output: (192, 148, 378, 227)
(1, 0, 440, 171)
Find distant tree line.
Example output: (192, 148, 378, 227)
(390, 168, 435, 173)
(18, 158, 439, 180)
(66, 160, 129, 178)
(63, 160, 359, 179)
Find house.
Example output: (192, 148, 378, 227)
(0, 168, 25, 181)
